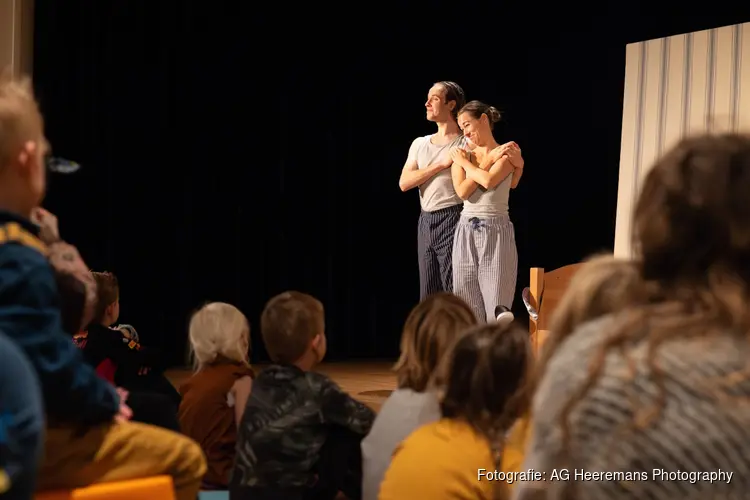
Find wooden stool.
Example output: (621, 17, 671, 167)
(36, 475, 175, 500)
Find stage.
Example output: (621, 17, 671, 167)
(166, 361, 396, 411)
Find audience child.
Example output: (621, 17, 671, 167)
(79, 271, 182, 430)
(84, 271, 181, 405)
(31, 206, 98, 335)
(179, 302, 255, 490)
(231, 291, 375, 500)
(379, 322, 533, 500)
(361, 292, 476, 500)
(0, 72, 206, 500)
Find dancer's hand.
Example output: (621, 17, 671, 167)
(437, 154, 453, 169)
(493, 142, 523, 167)
(493, 141, 519, 158)
(450, 147, 468, 163)
(504, 144, 524, 169)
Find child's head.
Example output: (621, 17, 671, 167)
(548, 253, 643, 340)
(189, 302, 250, 370)
(91, 271, 120, 326)
(0, 72, 48, 218)
(528, 254, 644, 413)
(260, 291, 326, 368)
(394, 292, 477, 392)
(441, 322, 533, 464)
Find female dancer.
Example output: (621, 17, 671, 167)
(449, 101, 523, 323)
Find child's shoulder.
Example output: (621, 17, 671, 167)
(0, 221, 50, 281)
(255, 365, 339, 394)
(304, 369, 339, 389)
(402, 419, 491, 461)
(0, 220, 47, 253)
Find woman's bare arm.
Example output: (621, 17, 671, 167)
(451, 161, 478, 200)
(463, 156, 515, 190)
(451, 149, 495, 199)
(511, 167, 524, 189)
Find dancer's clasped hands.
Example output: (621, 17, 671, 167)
(450, 147, 469, 162)
(497, 141, 523, 168)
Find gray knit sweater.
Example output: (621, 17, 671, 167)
(514, 314, 750, 500)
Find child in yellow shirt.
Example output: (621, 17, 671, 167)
(379, 322, 533, 500)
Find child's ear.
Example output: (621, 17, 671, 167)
(311, 333, 322, 349)
(16, 141, 37, 172)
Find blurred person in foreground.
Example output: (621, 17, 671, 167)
(515, 134, 750, 499)
(0, 71, 205, 500)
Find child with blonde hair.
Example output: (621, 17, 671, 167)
(0, 72, 205, 500)
(179, 302, 254, 490)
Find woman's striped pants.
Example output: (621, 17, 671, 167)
(452, 214, 518, 322)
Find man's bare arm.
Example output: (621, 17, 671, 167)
(399, 157, 451, 192)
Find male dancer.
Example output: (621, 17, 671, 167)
(399, 81, 521, 323)
(399, 81, 467, 302)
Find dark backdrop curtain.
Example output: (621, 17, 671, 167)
(31, 0, 746, 366)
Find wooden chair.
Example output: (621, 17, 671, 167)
(527, 263, 584, 354)
(35, 476, 175, 500)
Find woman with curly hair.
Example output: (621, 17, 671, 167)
(514, 134, 750, 499)
(500, 253, 645, 486)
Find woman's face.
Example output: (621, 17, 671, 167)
(458, 112, 485, 144)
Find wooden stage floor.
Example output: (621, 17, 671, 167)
(166, 361, 397, 412)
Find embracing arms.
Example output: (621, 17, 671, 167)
(399, 138, 453, 192)
(451, 149, 498, 199)
(451, 142, 524, 199)
(399, 157, 452, 192)
(462, 154, 515, 191)
(509, 149, 525, 189)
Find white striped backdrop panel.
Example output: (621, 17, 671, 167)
(614, 22, 750, 258)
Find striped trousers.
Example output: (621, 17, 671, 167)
(452, 215, 518, 322)
(417, 205, 462, 301)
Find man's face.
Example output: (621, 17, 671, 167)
(425, 84, 454, 123)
